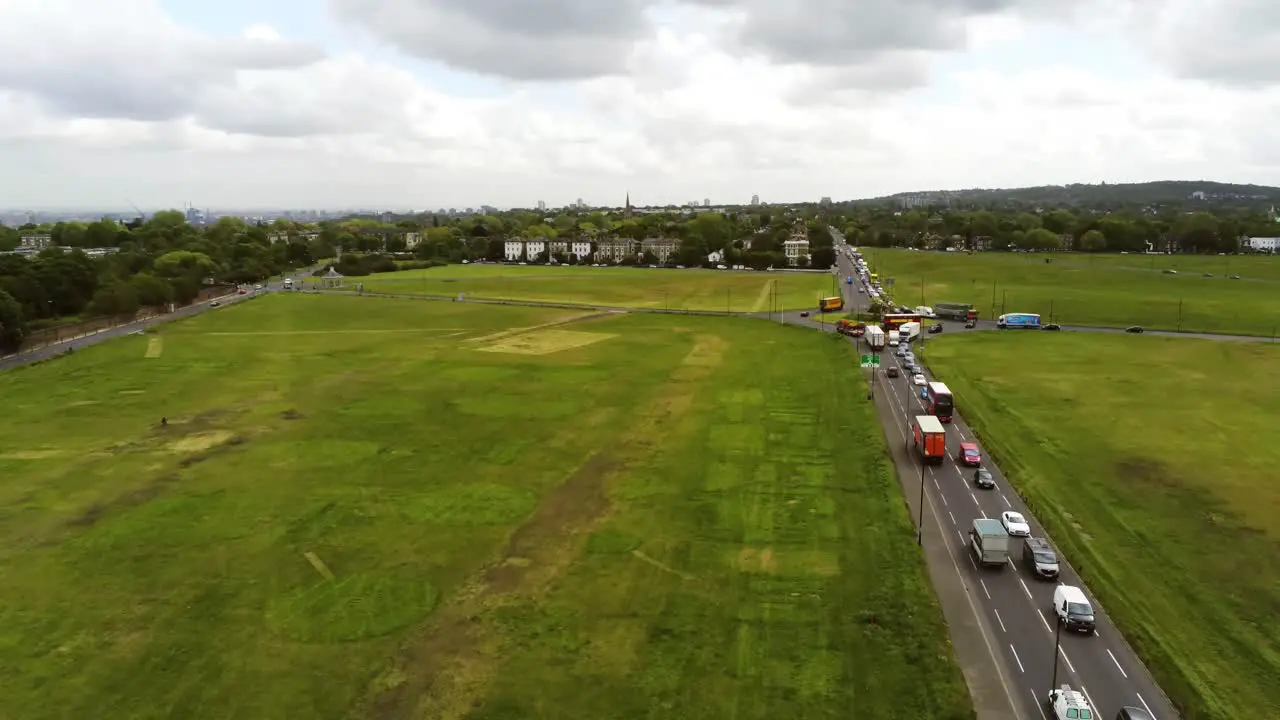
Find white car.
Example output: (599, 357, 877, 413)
(1002, 511, 1031, 537)
(911, 374, 927, 386)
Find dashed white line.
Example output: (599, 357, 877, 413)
(941, 493, 948, 506)
(1060, 648, 1076, 674)
(1009, 644, 1025, 672)
(957, 530, 965, 545)
(979, 579, 991, 599)
(1032, 690, 1049, 720)
(993, 609, 1007, 632)
(1080, 685, 1096, 714)
(948, 510, 956, 524)
(1037, 611, 1052, 633)
(933, 477, 940, 489)
(1136, 693, 1156, 719)
(1019, 578, 1035, 602)
(1001, 494, 1012, 508)
(1107, 649, 1128, 678)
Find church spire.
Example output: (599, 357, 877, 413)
(625, 191, 632, 218)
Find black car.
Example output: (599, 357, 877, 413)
(973, 468, 995, 489)
(1115, 707, 1156, 720)
(928, 323, 943, 334)
(1125, 325, 1143, 334)
(1042, 323, 1061, 331)
(800, 311, 809, 318)
(886, 366, 899, 378)
(1022, 537, 1059, 579)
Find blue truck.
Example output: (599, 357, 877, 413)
(997, 312, 1041, 329)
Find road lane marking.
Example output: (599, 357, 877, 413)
(1009, 644, 1025, 672)
(1002, 493, 1012, 507)
(1008, 558, 1018, 572)
(948, 510, 956, 524)
(994, 609, 1006, 632)
(1107, 649, 1128, 677)
(1032, 690, 1049, 720)
(957, 531, 965, 545)
(1136, 693, 1156, 718)
(980, 509, 987, 519)
(1020, 578, 1035, 602)
(970, 492, 980, 506)
(933, 477, 940, 489)
(940, 493, 947, 505)
(1037, 610, 1052, 633)
(1060, 649, 1076, 674)
(979, 579, 991, 599)
(1080, 686, 1096, 714)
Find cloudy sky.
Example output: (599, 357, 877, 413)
(0, 0, 1276, 210)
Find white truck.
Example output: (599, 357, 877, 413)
(282, 278, 294, 290)
(914, 305, 934, 317)
(888, 329, 900, 347)
(1045, 685, 1094, 720)
(969, 518, 1010, 568)
(899, 322, 921, 343)
(865, 326, 885, 350)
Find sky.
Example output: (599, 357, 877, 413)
(1, 0, 1278, 210)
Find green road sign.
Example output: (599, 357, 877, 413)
(860, 354, 879, 368)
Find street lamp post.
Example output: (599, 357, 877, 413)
(1177, 298, 1184, 332)
(917, 459, 926, 545)
(1049, 614, 1064, 689)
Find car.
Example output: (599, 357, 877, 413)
(1162, 269, 1177, 274)
(928, 323, 943, 334)
(1124, 325, 1144, 333)
(1042, 323, 1061, 331)
(1229, 274, 1241, 279)
(911, 373, 927, 386)
(886, 366, 899, 378)
(957, 442, 982, 467)
(973, 467, 995, 489)
(1001, 510, 1030, 536)
(210, 300, 221, 307)
(895, 347, 908, 357)
(919, 386, 929, 400)
(1023, 537, 1059, 579)
(800, 311, 809, 317)
(1115, 706, 1156, 720)
(964, 319, 976, 328)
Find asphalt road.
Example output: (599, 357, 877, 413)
(829, 233, 1179, 719)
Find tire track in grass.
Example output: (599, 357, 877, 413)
(357, 334, 727, 720)
(750, 279, 775, 313)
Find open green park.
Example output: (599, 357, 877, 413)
(322, 263, 842, 314)
(862, 248, 1280, 336)
(924, 332, 1280, 719)
(0, 293, 971, 719)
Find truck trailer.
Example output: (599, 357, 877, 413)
(865, 326, 885, 350)
(910, 415, 947, 465)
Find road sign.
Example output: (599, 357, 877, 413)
(860, 354, 879, 368)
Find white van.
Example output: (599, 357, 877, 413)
(1053, 585, 1096, 634)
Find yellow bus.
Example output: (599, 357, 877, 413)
(819, 296, 844, 312)
(870, 273, 880, 284)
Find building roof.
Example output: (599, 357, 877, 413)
(323, 266, 344, 278)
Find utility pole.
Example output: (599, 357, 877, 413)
(1177, 298, 1183, 332)
(917, 459, 926, 545)
(1049, 615, 1064, 689)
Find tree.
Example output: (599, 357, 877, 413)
(1022, 228, 1061, 251)
(86, 280, 140, 317)
(1078, 229, 1107, 252)
(0, 288, 27, 353)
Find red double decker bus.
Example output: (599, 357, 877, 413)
(925, 381, 954, 422)
(881, 313, 922, 332)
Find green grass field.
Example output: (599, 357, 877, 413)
(861, 249, 1280, 336)
(0, 293, 972, 719)
(325, 264, 839, 314)
(924, 333, 1280, 720)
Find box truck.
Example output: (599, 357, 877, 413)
(969, 518, 1010, 567)
(910, 415, 946, 464)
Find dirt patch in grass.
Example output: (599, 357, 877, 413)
(66, 473, 180, 529)
(357, 333, 725, 720)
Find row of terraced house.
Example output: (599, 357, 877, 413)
(502, 236, 688, 263)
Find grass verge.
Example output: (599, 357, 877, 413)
(0, 293, 972, 719)
(861, 248, 1280, 336)
(923, 332, 1280, 719)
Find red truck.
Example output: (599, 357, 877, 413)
(911, 415, 947, 465)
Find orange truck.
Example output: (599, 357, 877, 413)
(819, 296, 843, 312)
(911, 415, 947, 465)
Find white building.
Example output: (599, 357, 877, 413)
(404, 232, 422, 250)
(783, 238, 809, 266)
(504, 240, 525, 261)
(19, 234, 52, 250)
(571, 241, 592, 260)
(525, 239, 547, 260)
(1247, 237, 1280, 252)
(548, 240, 568, 258)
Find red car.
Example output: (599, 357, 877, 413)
(957, 442, 981, 467)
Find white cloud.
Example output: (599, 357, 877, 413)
(0, 0, 1278, 210)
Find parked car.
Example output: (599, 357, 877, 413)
(973, 468, 995, 489)
(1125, 325, 1144, 334)
(1001, 510, 1031, 537)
